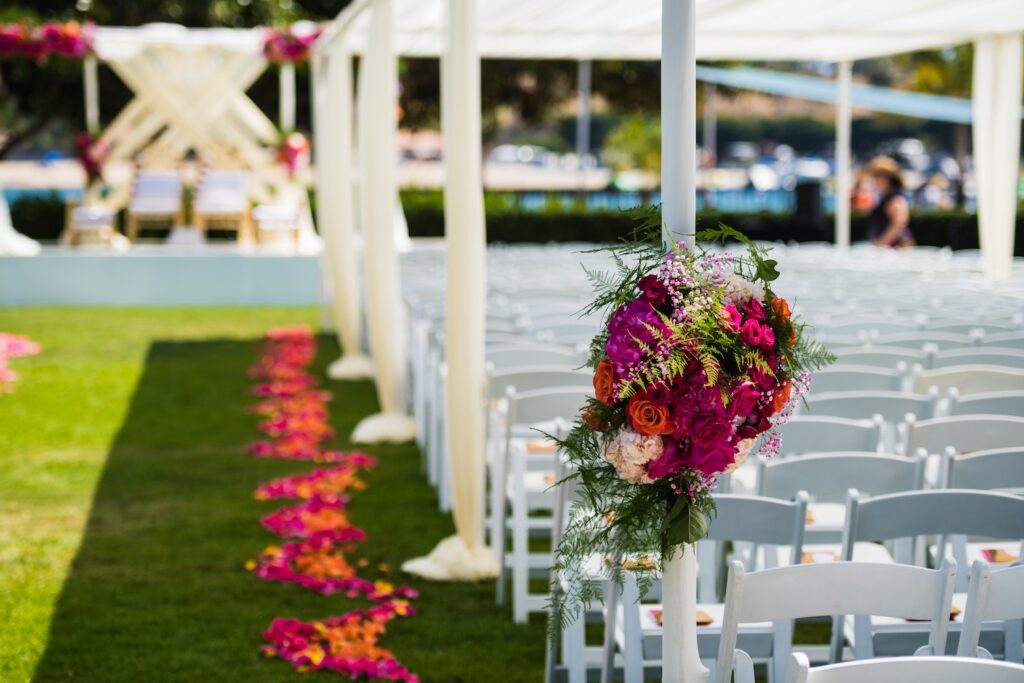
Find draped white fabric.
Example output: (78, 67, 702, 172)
(279, 63, 297, 132)
(350, 0, 418, 444)
(313, 48, 375, 380)
(402, 0, 498, 582)
(973, 34, 1022, 281)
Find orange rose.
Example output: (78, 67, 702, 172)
(626, 394, 672, 436)
(582, 409, 607, 432)
(771, 381, 793, 414)
(771, 297, 792, 319)
(594, 359, 616, 405)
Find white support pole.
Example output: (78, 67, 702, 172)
(661, 1, 707, 682)
(311, 55, 335, 332)
(661, 0, 697, 251)
(835, 60, 852, 249)
(973, 33, 1022, 281)
(402, 0, 498, 582)
(324, 43, 374, 379)
(280, 62, 297, 131)
(84, 54, 100, 135)
(350, 0, 417, 443)
(576, 59, 593, 191)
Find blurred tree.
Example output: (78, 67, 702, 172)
(602, 115, 660, 173)
(891, 45, 973, 206)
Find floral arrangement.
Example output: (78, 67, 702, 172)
(262, 25, 321, 64)
(275, 131, 311, 178)
(248, 326, 419, 682)
(550, 216, 834, 630)
(0, 21, 94, 62)
(0, 332, 40, 394)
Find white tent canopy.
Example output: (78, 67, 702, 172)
(312, 0, 1022, 591)
(323, 0, 1024, 61)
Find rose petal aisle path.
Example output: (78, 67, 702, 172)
(1, 309, 546, 682)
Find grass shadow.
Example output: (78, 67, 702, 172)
(32, 337, 545, 682)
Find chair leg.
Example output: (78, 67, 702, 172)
(126, 213, 139, 242)
(562, 606, 586, 683)
(512, 454, 529, 623)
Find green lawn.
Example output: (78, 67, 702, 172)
(0, 308, 545, 682)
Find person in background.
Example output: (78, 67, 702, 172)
(866, 156, 915, 248)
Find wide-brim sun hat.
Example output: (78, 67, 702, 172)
(866, 156, 905, 188)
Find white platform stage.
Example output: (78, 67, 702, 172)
(0, 245, 323, 306)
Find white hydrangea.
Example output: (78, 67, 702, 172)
(720, 271, 766, 307)
(604, 428, 662, 484)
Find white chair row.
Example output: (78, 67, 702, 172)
(552, 489, 1024, 683)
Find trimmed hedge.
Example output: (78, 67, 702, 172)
(9, 190, 1022, 256)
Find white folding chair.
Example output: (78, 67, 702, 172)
(486, 345, 583, 370)
(496, 386, 590, 622)
(832, 346, 933, 370)
(809, 366, 905, 393)
(984, 332, 1024, 350)
(899, 414, 1024, 485)
(840, 489, 1024, 655)
(877, 331, 979, 350)
(958, 561, 1024, 662)
(951, 390, 1024, 418)
(912, 365, 1024, 395)
(775, 416, 884, 456)
(612, 493, 808, 683)
(944, 447, 1024, 492)
(786, 654, 1024, 683)
(933, 348, 1024, 370)
(759, 453, 925, 537)
(715, 560, 956, 683)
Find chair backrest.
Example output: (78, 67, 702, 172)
(708, 493, 808, 555)
(877, 331, 977, 350)
(832, 346, 930, 369)
(901, 414, 1024, 456)
(842, 489, 1024, 558)
(957, 561, 1024, 658)
(804, 390, 937, 423)
(984, 331, 1024, 350)
(952, 390, 1024, 418)
(488, 366, 590, 400)
(775, 415, 883, 455)
(485, 346, 581, 370)
(787, 654, 1024, 683)
(715, 560, 956, 683)
(809, 366, 904, 393)
(945, 447, 1024, 491)
(759, 452, 925, 503)
(506, 386, 590, 429)
(912, 365, 1024, 395)
(933, 348, 1024, 370)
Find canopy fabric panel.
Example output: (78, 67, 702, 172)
(93, 24, 264, 62)
(328, 0, 1024, 61)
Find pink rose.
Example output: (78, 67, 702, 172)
(691, 414, 732, 448)
(759, 324, 776, 350)
(731, 381, 760, 417)
(637, 275, 668, 305)
(747, 364, 776, 391)
(646, 439, 687, 480)
(744, 299, 766, 321)
(690, 440, 739, 475)
(740, 319, 763, 347)
(721, 305, 742, 333)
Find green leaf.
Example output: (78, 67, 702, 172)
(756, 258, 780, 282)
(664, 497, 708, 547)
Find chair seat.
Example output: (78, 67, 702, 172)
(253, 205, 299, 229)
(71, 206, 114, 228)
(129, 197, 180, 214)
(617, 601, 773, 660)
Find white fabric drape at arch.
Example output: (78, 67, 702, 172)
(350, 0, 418, 443)
(973, 33, 1022, 281)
